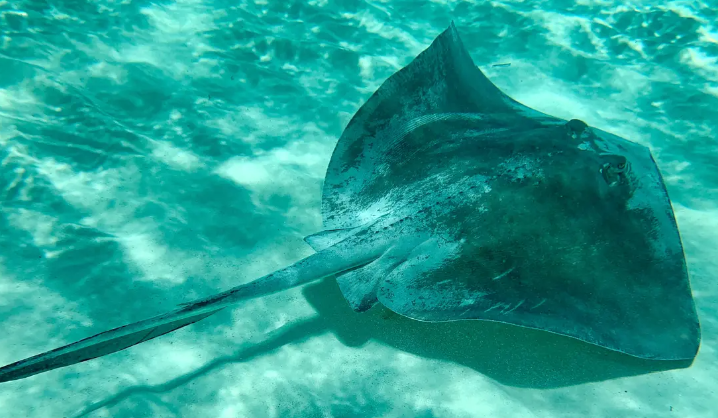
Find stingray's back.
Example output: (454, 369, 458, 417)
(319, 23, 700, 360)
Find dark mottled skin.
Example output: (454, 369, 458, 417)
(320, 23, 700, 360)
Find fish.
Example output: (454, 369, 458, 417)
(0, 22, 700, 384)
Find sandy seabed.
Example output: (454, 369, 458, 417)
(0, 0, 716, 417)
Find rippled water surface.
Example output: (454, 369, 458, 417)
(1, 0, 717, 417)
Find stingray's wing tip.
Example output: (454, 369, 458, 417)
(443, 21, 459, 38)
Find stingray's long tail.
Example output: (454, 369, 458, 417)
(0, 303, 226, 383)
(0, 245, 375, 383)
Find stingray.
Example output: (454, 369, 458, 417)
(0, 23, 701, 383)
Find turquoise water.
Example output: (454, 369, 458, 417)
(1, 0, 717, 417)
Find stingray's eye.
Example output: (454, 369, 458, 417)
(601, 156, 630, 188)
(603, 155, 628, 173)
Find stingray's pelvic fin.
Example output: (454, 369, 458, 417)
(336, 265, 381, 312)
(337, 241, 423, 312)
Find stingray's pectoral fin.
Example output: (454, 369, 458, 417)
(0, 306, 223, 383)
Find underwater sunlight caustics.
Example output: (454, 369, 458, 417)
(0, 22, 701, 384)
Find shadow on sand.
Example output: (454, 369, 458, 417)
(302, 278, 694, 389)
(73, 277, 693, 417)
